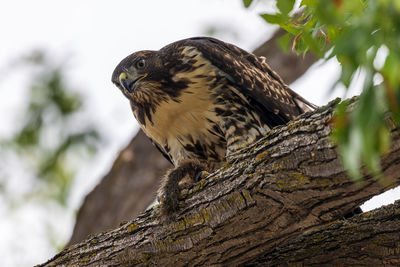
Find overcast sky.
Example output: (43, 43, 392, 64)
(0, 1, 399, 266)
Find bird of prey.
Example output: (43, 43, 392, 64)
(112, 37, 316, 215)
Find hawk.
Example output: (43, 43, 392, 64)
(112, 37, 316, 215)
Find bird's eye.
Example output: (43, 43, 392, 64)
(136, 59, 145, 69)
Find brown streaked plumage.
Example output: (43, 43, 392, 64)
(111, 37, 316, 215)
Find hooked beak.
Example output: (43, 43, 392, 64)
(119, 72, 146, 93)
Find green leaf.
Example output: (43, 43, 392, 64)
(301, 31, 324, 57)
(277, 32, 292, 52)
(280, 22, 301, 35)
(242, 0, 253, 8)
(277, 0, 295, 15)
(292, 34, 309, 55)
(382, 51, 400, 88)
(341, 126, 362, 180)
(301, 0, 317, 6)
(337, 61, 357, 88)
(260, 13, 286, 24)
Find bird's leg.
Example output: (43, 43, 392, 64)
(158, 159, 210, 216)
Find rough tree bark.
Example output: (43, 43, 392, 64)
(68, 28, 317, 245)
(40, 98, 400, 266)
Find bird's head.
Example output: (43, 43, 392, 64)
(112, 42, 217, 113)
(111, 50, 168, 105)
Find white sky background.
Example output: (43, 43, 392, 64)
(0, 0, 398, 266)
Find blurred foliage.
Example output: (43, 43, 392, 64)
(0, 50, 100, 206)
(244, 0, 400, 179)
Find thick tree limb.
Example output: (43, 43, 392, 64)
(259, 200, 400, 266)
(40, 98, 400, 266)
(68, 28, 318, 245)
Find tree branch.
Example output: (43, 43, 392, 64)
(39, 97, 400, 266)
(258, 200, 400, 266)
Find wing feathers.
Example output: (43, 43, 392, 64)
(182, 37, 317, 124)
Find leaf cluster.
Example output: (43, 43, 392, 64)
(244, 0, 400, 178)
